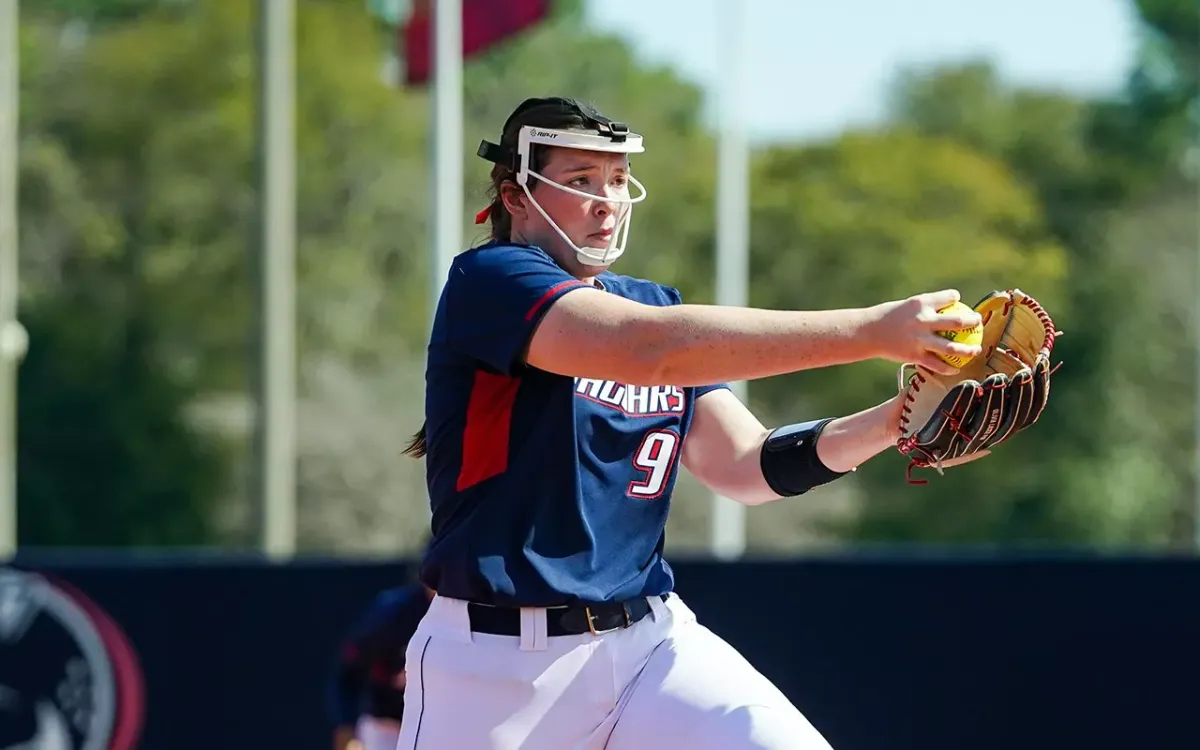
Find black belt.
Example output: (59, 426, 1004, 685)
(468, 595, 668, 637)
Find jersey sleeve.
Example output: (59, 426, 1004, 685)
(694, 382, 731, 398)
(443, 245, 593, 375)
(659, 283, 730, 398)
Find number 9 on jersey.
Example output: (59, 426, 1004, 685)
(627, 429, 681, 500)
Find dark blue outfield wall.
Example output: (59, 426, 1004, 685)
(5, 552, 1199, 750)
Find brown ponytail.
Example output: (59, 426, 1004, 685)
(403, 422, 428, 459)
(486, 163, 515, 242)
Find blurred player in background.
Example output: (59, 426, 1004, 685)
(328, 577, 433, 750)
(396, 96, 982, 749)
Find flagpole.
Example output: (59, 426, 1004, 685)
(710, 0, 749, 561)
(430, 0, 462, 326)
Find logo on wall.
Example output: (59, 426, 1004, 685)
(0, 568, 144, 750)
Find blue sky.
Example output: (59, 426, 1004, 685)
(584, 0, 1141, 143)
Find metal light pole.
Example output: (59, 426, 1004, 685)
(710, 0, 749, 561)
(1195, 183, 1200, 551)
(0, 0, 24, 561)
(254, 0, 297, 559)
(429, 0, 462, 325)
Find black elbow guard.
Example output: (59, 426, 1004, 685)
(759, 418, 851, 497)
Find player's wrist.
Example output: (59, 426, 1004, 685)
(880, 393, 907, 443)
(848, 393, 906, 452)
(855, 302, 895, 360)
(813, 397, 904, 473)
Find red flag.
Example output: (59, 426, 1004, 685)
(403, 0, 552, 86)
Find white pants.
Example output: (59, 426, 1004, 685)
(355, 716, 400, 750)
(395, 593, 832, 750)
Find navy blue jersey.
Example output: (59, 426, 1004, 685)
(419, 242, 727, 607)
(328, 584, 432, 726)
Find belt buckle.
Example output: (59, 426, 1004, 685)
(585, 603, 632, 636)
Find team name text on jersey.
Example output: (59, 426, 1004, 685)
(573, 378, 685, 417)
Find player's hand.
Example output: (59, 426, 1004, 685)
(864, 289, 983, 376)
(333, 727, 361, 750)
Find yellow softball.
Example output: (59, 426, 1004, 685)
(934, 301, 984, 368)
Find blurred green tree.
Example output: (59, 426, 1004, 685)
(20, 0, 435, 392)
(874, 0, 1198, 547)
(1090, 0, 1197, 194)
(16, 297, 228, 547)
(740, 128, 1079, 546)
(18, 0, 436, 548)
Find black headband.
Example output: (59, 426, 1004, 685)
(477, 97, 631, 171)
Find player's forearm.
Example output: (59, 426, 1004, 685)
(690, 427, 779, 506)
(698, 396, 900, 506)
(639, 304, 880, 386)
(814, 396, 902, 473)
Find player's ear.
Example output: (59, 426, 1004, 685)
(500, 182, 527, 219)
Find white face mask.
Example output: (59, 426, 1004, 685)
(509, 126, 649, 267)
